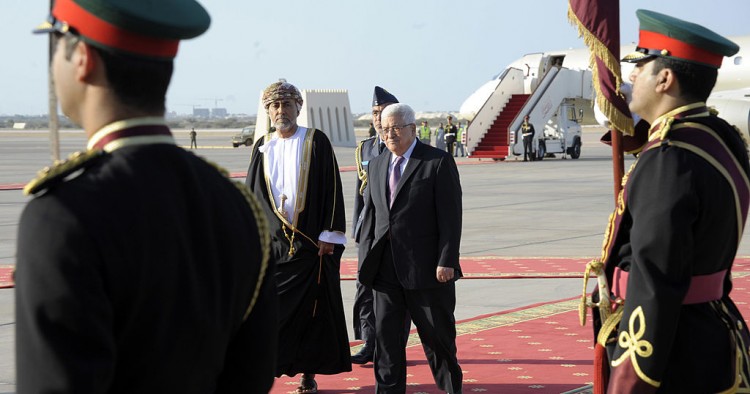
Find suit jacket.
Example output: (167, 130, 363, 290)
(359, 140, 462, 289)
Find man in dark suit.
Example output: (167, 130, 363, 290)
(351, 86, 399, 364)
(359, 103, 463, 393)
(17, 1, 278, 392)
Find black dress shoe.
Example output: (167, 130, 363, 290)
(351, 346, 374, 364)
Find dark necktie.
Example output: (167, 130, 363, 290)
(378, 141, 386, 154)
(389, 156, 404, 207)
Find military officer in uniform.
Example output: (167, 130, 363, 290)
(444, 116, 458, 156)
(17, 1, 278, 392)
(521, 115, 535, 161)
(583, 10, 750, 393)
(189, 127, 198, 148)
(351, 86, 399, 364)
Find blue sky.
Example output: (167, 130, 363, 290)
(2, 0, 748, 116)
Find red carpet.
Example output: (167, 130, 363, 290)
(340, 256, 750, 280)
(270, 272, 750, 393)
(271, 297, 593, 393)
(0, 265, 13, 289)
(339, 256, 594, 280)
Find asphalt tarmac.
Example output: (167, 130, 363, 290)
(1, 127, 747, 392)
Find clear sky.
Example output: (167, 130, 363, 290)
(2, 0, 748, 116)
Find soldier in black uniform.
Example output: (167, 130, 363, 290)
(190, 127, 198, 148)
(17, 1, 278, 392)
(444, 116, 458, 156)
(351, 86, 398, 364)
(521, 115, 535, 161)
(583, 10, 750, 393)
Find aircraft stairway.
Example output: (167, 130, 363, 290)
(469, 94, 529, 160)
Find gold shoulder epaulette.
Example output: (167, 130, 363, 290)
(658, 117, 675, 141)
(733, 124, 750, 149)
(24, 150, 105, 196)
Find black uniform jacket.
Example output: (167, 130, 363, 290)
(16, 126, 277, 393)
(599, 105, 750, 393)
(359, 140, 462, 289)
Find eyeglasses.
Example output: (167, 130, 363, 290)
(382, 123, 414, 135)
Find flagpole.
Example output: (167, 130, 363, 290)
(610, 127, 624, 202)
(48, 0, 60, 162)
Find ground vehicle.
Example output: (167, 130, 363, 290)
(532, 102, 583, 160)
(231, 126, 254, 147)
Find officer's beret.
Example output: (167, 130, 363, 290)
(622, 9, 739, 68)
(262, 82, 303, 109)
(33, 0, 210, 59)
(372, 86, 399, 107)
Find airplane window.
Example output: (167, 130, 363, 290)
(734, 56, 742, 65)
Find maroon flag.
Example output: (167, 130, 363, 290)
(568, 0, 634, 136)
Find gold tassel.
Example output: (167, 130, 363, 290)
(567, 6, 634, 136)
(282, 225, 296, 256)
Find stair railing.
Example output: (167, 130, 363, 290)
(465, 68, 525, 155)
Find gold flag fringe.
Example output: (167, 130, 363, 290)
(568, 5, 635, 136)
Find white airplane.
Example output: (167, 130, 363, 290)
(460, 36, 750, 160)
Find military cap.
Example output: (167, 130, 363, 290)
(33, 0, 210, 59)
(372, 86, 399, 107)
(622, 9, 739, 68)
(262, 81, 303, 109)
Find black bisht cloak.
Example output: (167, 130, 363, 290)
(246, 128, 351, 376)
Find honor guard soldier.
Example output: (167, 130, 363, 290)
(582, 9, 750, 393)
(17, 1, 278, 392)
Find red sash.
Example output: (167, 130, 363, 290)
(612, 267, 727, 304)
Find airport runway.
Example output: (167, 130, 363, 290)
(1, 127, 749, 392)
